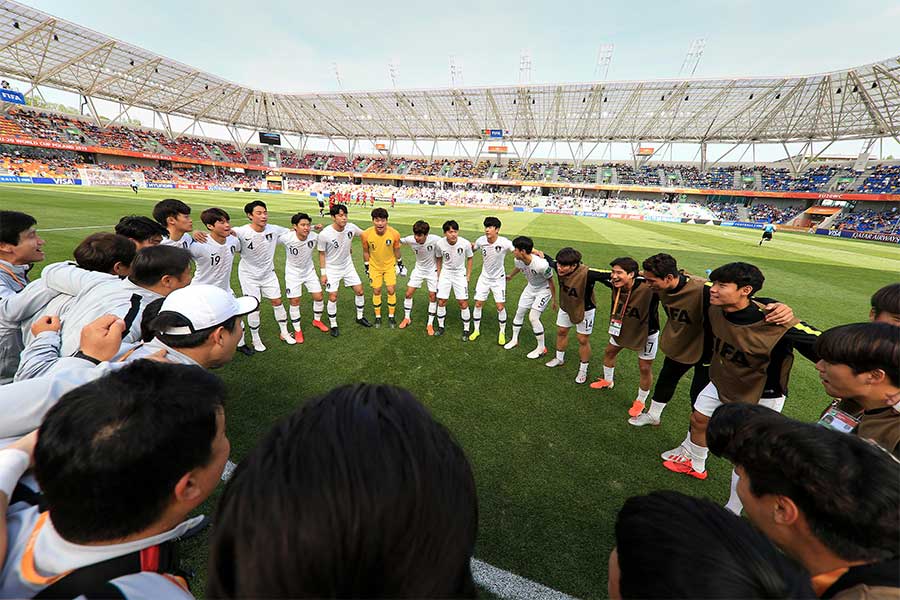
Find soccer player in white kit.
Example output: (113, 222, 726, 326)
(279, 212, 329, 343)
(435, 220, 473, 341)
(504, 235, 557, 358)
(190, 207, 252, 356)
(153, 199, 194, 250)
(317, 204, 372, 337)
(471, 216, 514, 344)
(233, 200, 294, 351)
(399, 220, 442, 335)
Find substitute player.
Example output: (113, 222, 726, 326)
(317, 204, 371, 337)
(399, 220, 442, 334)
(361, 208, 406, 328)
(759, 222, 775, 246)
(233, 200, 294, 350)
(504, 236, 556, 358)
(435, 220, 473, 340)
(470, 217, 514, 344)
(279, 212, 329, 343)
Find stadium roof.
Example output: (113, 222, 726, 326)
(0, 0, 899, 144)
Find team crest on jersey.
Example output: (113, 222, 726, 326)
(265, 234, 273, 241)
(456, 248, 464, 254)
(229, 247, 235, 254)
(347, 232, 354, 239)
(386, 239, 392, 246)
(494, 246, 502, 252)
(426, 245, 433, 251)
(307, 241, 314, 248)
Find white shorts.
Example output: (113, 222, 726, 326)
(408, 267, 438, 293)
(324, 264, 362, 291)
(474, 275, 506, 303)
(285, 267, 322, 298)
(437, 271, 469, 300)
(694, 382, 786, 417)
(518, 287, 552, 313)
(608, 331, 659, 361)
(239, 270, 282, 300)
(555, 308, 595, 335)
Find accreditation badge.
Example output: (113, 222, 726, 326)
(817, 406, 860, 434)
(608, 318, 622, 337)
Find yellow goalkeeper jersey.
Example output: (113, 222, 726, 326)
(361, 225, 401, 270)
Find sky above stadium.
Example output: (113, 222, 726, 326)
(21, 0, 900, 93)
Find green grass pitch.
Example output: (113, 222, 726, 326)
(4, 184, 899, 598)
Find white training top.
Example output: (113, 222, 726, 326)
(400, 234, 442, 271)
(233, 224, 288, 277)
(436, 236, 473, 272)
(473, 235, 514, 280)
(279, 230, 319, 274)
(515, 255, 553, 290)
(317, 223, 364, 270)
(159, 234, 192, 250)
(190, 236, 239, 290)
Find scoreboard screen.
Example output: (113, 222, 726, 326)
(259, 132, 281, 145)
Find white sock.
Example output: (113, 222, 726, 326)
(472, 306, 482, 332)
(686, 440, 709, 473)
(313, 299, 324, 322)
(725, 470, 744, 514)
(647, 400, 666, 420)
(437, 305, 446, 327)
(578, 361, 589, 376)
(273, 304, 289, 335)
(327, 300, 338, 327)
(404, 297, 413, 319)
(289, 305, 301, 331)
(461, 307, 471, 332)
(498, 308, 507, 334)
(603, 365, 615, 382)
(427, 301, 437, 325)
(354, 294, 365, 319)
(530, 309, 543, 347)
(555, 350, 565, 362)
(248, 311, 262, 342)
(636, 388, 650, 402)
(511, 322, 522, 342)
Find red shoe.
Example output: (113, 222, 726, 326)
(589, 378, 614, 390)
(398, 318, 411, 329)
(294, 329, 304, 344)
(426, 324, 435, 336)
(628, 400, 645, 417)
(663, 455, 708, 480)
(312, 319, 329, 333)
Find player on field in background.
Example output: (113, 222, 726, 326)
(115, 215, 167, 248)
(233, 200, 294, 350)
(130, 176, 139, 194)
(153, 199, 194, 250)
(470, 217, 514, 344)
(504, 236, 556, 358)
(189, 208, 252, 356)
(399, 220, 441, 334)
(280, 212, 329, 343)
(435, 220, 473, 340)
(759, 222, 775, 246)
(317, 193, 326, 218)
(361, 208, 406, 328)
(317, 204, 372, 337)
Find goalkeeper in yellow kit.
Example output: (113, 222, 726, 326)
(361, 207, 406, 328)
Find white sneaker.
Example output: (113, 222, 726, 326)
(526, 346, 547, 359)
(252, 339, 267, 352)
(661, 444, 686, 461)
(503, 339, 519, 350)
(575, 371, 588, 384)
(628, 413, 660, 427)
(280, 333, 296, 346)
(545, 357, 564, 368)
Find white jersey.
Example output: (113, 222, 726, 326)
(190, 235, 239, 290)
(317, 223, 364, 271)
(233, 224, 288, 278)
(474, 235, 514, 280)
(436, 236, 473, 272)
(516, 255, 553, 290)
(159, 234, 192, 250)
(279, 230, 318, 274)
(400, 234, 441, 271)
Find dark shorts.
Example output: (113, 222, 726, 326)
(762, 231, 773, 240)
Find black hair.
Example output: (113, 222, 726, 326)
(709, 261, 765, 294)
(816, 322, 899, 387)
(0, 210, 36, 246)
(244, 200, 267, 216)
(412, 220, 430, 236)
(483, 216, 501, 229)
(642, 253, 679, 278)
(115, 215, 167, 243)
(512, 236, 534, 253)
(871, 283, 900, 317)
(329, 203, 348, 217)
(371, 207, 388, 220)
(129, 245, 191, 287)
(149, 311, 240, 349)
(555, 247, 582, 266)
(615, 491, 815, 599)
(201, 207, 231, 228)
(73, 233, 136, 273)
(207, 384, 478, 599)
(708, 405, 900, 563)
(442, 220, 459, 233)
(34, 361, 226, 544)
(610, 256, 639, 277)
(291, 212, 312, 226)
(151, 199, 191, 226)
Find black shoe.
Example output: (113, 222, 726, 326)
(461, 330, 470, 342)
(388, 316, 396, 329)
(236, 345, 255, 356)
(434, 326, 445, 337)
(357, 317, 373, 328)
(330, 327, 339, 337)
(374, 317, 382, 329)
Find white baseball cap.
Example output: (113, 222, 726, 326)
(156, 284, 258, 335)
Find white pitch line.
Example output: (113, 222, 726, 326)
(472, 558, 579, 600)
(40, 225, 115, 232)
